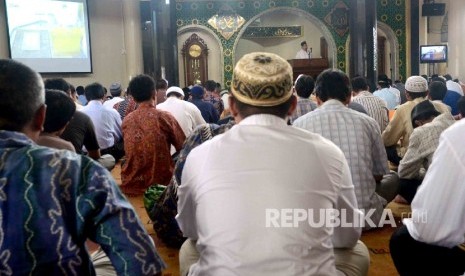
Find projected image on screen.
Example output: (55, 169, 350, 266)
(420, 45, 447, 63)
(5, 0, 92, 73)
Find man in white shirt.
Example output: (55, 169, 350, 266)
(444, 74, 464, 96)
(103, 82, 125, 108)
(82, 82, 124, 161)
(295, 41, 311, 59)
(390, 117, 465, 276)
(157, 86, 206, 137)
(177, 52, 368, 276)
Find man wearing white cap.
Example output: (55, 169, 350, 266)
(177, 52, 367, 276)
(382, 75, 450, 164)
(157, 86, 206, 138)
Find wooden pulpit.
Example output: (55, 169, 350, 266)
(288, 58, 329, 81)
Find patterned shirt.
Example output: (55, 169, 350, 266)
(0, 130, 166, 275)
(352, 91, 389, 132)
(121, 102, 186, 195)
(382, 98, 451, 156)
(113, 96, 139, 121)
(294, 99, 389, 227)
(289, 98, 318, 124)
(398, 113, 455, 179)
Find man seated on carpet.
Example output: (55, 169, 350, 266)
(293, 69, 397, 230)
(394, 100, 455, 204)
(289, 74, 317, 124)
(382, 75, 450, 165)
(177, 52, 368, 276)
(36, 89, 76, 151)
(0, 59, 165, 275)
(82, 82, 125, 161)
(390, 115, 465, 276)
(121, 74, 185, 196)
(351, 76, 389, 132)
(44, 78, 116, 171)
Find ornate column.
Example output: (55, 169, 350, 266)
(349, 0, 377, 87)
(151, 0, 178, 85)
(122, 0, 143, 82)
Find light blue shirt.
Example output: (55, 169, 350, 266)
(373, 87, 399, 110)
(81, 100, 123, 149)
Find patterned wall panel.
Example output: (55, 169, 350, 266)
(176, 0, 406, 87)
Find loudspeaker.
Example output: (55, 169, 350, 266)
(422, 3, 446, 16)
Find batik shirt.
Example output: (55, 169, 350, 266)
(0, 130, 166, 275)
(121, 102, 185, 195)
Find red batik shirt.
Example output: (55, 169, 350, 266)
(121, 102, 186, 195)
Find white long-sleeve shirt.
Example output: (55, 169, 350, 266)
(177, 114, 361, 276)
(404, 118, 465, 248)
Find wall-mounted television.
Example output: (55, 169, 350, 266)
(420, 45, 447, 63)
(4, 0, 92, 73)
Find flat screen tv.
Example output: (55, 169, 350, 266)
(420, 45, 447, 63)
(4, 0, 92, 73)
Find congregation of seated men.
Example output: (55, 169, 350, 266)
(1, 53, 465, 275)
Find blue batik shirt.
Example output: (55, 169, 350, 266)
(0, 130, 166, 275)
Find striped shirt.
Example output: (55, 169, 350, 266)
(352, 91, 389, 132)
(294, 99, 390, 228)
(398, 113, 455, 179)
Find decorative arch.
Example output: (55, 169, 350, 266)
(177, 25, 224, 86)
(345, 21, 400, 80)
(233, 7, 337, 69)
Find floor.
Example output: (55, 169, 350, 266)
(114, 164, 406, 276)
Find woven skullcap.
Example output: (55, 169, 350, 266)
(405, 75, 428, 93)
(231, 52, 293, 107)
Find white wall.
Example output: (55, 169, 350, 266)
(235, 10, 324, 63)
(0, 0, 141, 91)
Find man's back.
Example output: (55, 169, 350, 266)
(0, 130, 165, 274)
(294, 100, 389, 225)
(190, 98, 219, 123)
(352, 91, 389, 132)
(373, 87, 399, 110)
(60, 110, 99, 154)
(177, 114, 360, 276)
(157, 97, 205, 137)
(81, 101, 122, 149)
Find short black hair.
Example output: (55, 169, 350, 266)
(429, 81, 447, 101)
(76, 86, 85, 96)
(457, 96, 465, 117)
(443, 74, 452, 81)
(378, 74, 390, 88)
(351, 76, 368, 92)
(301, 41, 307, 47)
(0, 59, 45, 131)
(315, 69, 351, 102)
(232, 95, 293, 120)
(43, 89, 76, 133)
(204, 80, 217, 92)
(44, 78, 70, 94)
(294, 75, 314, 99)
(85, 82, 106, 101)
(129, 74, 155, 102)
(156, 79, 168, 90)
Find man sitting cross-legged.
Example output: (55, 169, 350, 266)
(177, 52, 368, 276)
(394, 100, 455, 204)
(36, 89, 76, 151)
(0, 59, 166, 275)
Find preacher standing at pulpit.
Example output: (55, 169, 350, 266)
(295, 41, 312, 59)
